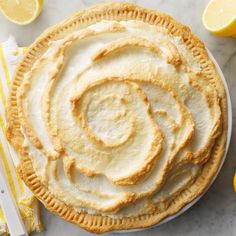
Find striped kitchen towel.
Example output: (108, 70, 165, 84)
(0, 37, 42, 234)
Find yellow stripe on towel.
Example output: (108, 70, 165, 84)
(0, 44, 11, 86)
(0, 79, 6, 106)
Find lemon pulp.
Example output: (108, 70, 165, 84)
(0, 0, 44, 25)
(202, 0, 236, 36)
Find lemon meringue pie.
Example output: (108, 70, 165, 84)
(6, 2, 227, 233)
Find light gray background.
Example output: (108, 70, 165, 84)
(0, 1, 235, 236)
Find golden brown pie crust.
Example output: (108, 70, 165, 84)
(6, 2, 227, 233)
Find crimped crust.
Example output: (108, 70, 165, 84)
(6, 2, 227, 233)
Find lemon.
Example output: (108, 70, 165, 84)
(0, 0, 44, 25)
(234, 173, 236, 192)
(202, 0, 236, 36)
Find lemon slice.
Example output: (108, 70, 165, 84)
(0, 0, 44, 25)
(202, 0, 236, 36)
(233, 173, 236, 192)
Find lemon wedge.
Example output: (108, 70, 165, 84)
(233, 173, 236, 192)
(202, 0, 236, 36)
(0, 0, 44, 25)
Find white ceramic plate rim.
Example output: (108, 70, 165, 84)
(115, 49, 233, 233)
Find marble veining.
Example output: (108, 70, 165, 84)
(0, 1, 235, 236)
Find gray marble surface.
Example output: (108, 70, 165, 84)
(0, 0, 236, 236)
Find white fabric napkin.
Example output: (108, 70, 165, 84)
(0, 37, 42, 234)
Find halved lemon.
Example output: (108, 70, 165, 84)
(233, 173, 236, 192)
(0, 0, 44, 25)
(202, 0, 236, 36)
